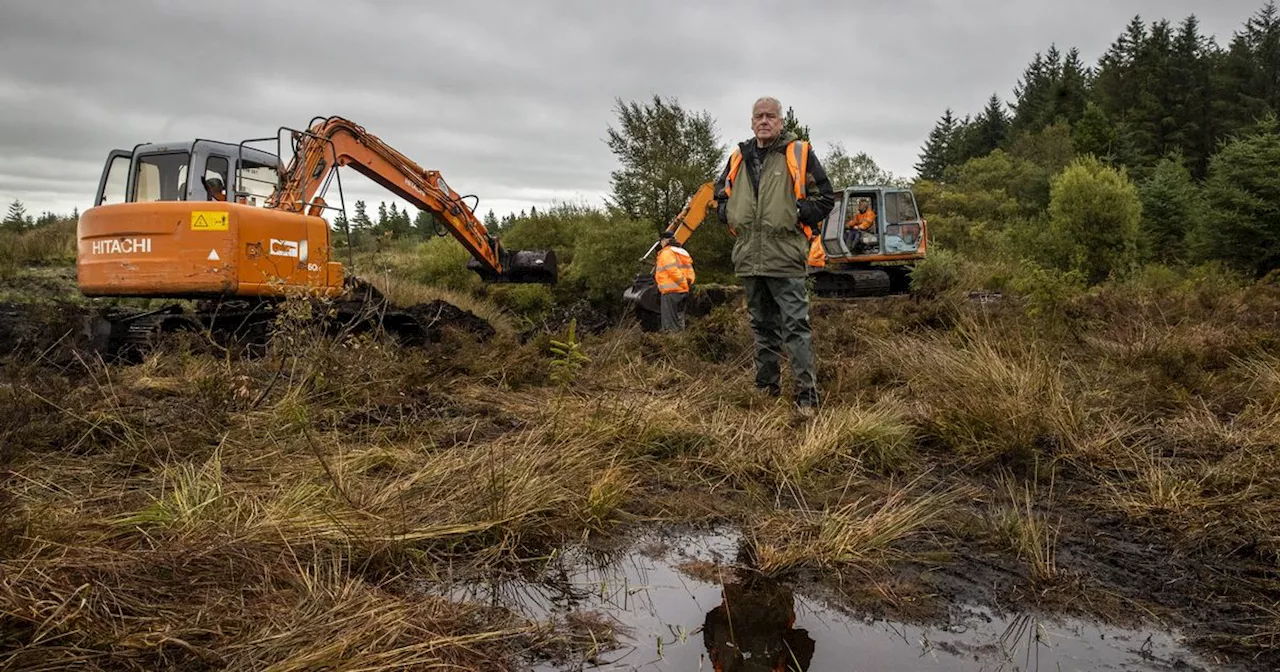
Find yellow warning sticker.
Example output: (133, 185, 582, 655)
(191, 211, 229, 231)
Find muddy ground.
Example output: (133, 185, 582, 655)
(2, 275, 1279, 670)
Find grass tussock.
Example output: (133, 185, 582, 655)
(747, 482, 962, 574)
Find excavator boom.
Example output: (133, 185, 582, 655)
(274, 116, 554, 284)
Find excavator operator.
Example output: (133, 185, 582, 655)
(844, 197, 875, 248)
(204, 176, 226, 202)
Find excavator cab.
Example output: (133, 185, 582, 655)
(813, 186, 926, 261)
(79, 141, 344, 301)
(808, 186, 928, 297)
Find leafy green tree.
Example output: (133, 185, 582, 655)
(822, 142, 901, 188)
(1189, 115, 1280, 276)
(1048, 156, 1143, 282)
(782, 106, 810, 142)
(483, 209, 500, 231)
(1138, 152, 1204, 263)
(605, 95, 725, 228)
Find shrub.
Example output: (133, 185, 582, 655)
(1047, 156, 1142, 283)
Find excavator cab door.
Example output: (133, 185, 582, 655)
(94, 150, 132, 206)
(883, 189, 923, 253)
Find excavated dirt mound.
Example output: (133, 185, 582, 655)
(0, 301, 95, 361)
(402, 300, 496, 342)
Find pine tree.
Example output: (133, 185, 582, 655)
(1056, 48, 1090, 125)
(915, 109, 958, 180)
(376, 202, 388, 231)
(1138, 151, 1202, 263)
(782, 106, 810, 141)
(351, 200, 372, 230)
(966, 94, 1010, 158)
(4, 199, 27, 230)
(484, 209, 500, 231)
(1170, 15, 1218, 177)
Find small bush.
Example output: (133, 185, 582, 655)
(411, 236, 481, 291)
(909, 247, 961, 298)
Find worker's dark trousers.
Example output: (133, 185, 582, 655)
(660, 291, 688, 331)
(743, 276, 817, 405)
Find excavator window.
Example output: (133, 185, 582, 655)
(884, 191, 922, 251)
(131, 151, 190, 202)
(235, 159, 279, 208)
(100, 155, 129, 204)
(203, 156, 229, 201)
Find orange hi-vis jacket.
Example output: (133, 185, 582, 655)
(723, 139, 818, 242)
(847, 208, 876, 231)
(655, 245, 695, 294)
(807, 235, 825, 268)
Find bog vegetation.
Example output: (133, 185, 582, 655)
(3, 3, 1280, 670)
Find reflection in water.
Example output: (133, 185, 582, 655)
(428, 529, 1220, 671)
(703, 576, 815, 671)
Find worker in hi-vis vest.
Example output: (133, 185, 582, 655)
(654, 230, 696, 331)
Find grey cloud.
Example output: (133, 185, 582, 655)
(0, 0, 1265, 217)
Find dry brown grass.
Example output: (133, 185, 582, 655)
(5, 274, 1280, 666)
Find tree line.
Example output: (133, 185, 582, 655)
(913, 2, 1280, 282)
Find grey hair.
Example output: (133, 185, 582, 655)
(753, 96, 782, 114)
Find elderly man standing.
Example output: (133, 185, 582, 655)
(714, 96, 835, 413)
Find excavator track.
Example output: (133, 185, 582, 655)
(83, 278, 495, 362)
(811, 268, 894, 299)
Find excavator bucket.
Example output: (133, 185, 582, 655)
(468, 248, 557, 284)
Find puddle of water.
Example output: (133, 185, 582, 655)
(437, 529, 1225, 671)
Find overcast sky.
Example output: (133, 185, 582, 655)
(0, 0, 1265, 221)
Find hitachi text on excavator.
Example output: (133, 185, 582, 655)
(76, 116, 556, 356)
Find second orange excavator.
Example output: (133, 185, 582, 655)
(77, 116, 555, 356)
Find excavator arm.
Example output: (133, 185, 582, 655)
(271, 116, 554, 284)
(636, 181, 720, 262)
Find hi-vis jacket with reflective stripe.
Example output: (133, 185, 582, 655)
(714, 131, 835, 278)
(654, 245, 695, 294)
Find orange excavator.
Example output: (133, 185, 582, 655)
(77, 116, 555, 356)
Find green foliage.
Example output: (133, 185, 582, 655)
(488, 284, 555, 323)
(411, 236, 481, 292)
(1072, 102, 1119, 160)
(1009, 260, 1088, 334)
(1048, 156, 1143, 282)
(548, 318, 590, 388)
(909, 247, 961, 298)
(605, 95, 726, 228)
(562, 213, 654, 306)
(1138, 152, 1204, 263)
(822, 142, 903, 188)
(1190, 115, 1280, 276)
(499, 203, 592, 268)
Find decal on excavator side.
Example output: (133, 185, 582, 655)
(269, 239, 299, 258)
(191, 211, 229, 231)
(92, 238, 151, 255)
